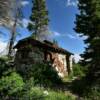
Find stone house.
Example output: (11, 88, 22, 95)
(14, 37, 73, 77)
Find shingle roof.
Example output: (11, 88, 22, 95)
(14, 37, 73, 55)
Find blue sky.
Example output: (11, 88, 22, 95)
(46, 0, 85, 54)
(22, 0, 85, 54)
(0, 0, 85, 59)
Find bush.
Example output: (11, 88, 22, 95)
(0, 63, 75, 100)
(20, 83, 76, 100)
(73, 64, 86, 77)
(0, 57, 14, 78)
(0, 74, 45, 100)
(70, 77, 88, 96)
(21, 87, 45, 100)
(45, 90, 76, 100)
(0, 57, 76, 99)
(0, 72, 24, 99)
(70, 76, 100, 100)
(17, 62, 62, 87)
(0, 57, 9, 77)
(83, 84, 100, 100)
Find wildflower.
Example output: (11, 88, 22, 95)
(43, 90, 49, 96)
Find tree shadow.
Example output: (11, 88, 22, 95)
(50, 76, 89, 98)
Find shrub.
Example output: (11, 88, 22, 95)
(0, 57, 9, 77)
(0, 57, 15, 78)
(70, 76, 100, 100)
(17, 62, 62, 87)
(21, 87, 45, 100)
(83, 84, 100, 100)
(70, 77, 88, 96)
(0, 72, 24, 99)
(20, 82, 76, 100)
(45, 90, 76, 100)
(73, 64, 86, 77)
(31, 62, 62, 87)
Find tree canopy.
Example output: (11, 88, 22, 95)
(28, 0, 49, 41)
(75, 0, 100, 81)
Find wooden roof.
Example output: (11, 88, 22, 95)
(14, 37, 73, 55)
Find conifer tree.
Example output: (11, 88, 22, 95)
(28, 0, 49, 40)
(75, 0, 100, 80)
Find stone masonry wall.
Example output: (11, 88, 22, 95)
(15, 47, 44, 72)
(15, 47, 69, 78)
(51, 53, 68, 77)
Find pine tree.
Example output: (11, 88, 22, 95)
(75, 0, 100, 80)
(28, 0, 49, 40)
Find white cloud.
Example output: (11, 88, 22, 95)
(67, 34, 77, 39)
(21, 1, 29, 6)
(22, 18, 35, 28)
(22, 18, 30, 28)
(51, 31, 86, 40)
(0, 40, 7, 56)
(73, 54, 82, 63)
(67, 34, 88, 40)
(81, 36, 88, 40)
(76, 34, 89, 40)
(52, 31, 79, 40)
(55, 0, 78, 8)
(66, 0, 78, 7)
(52, 31, 69, 37)
(53, 31, 61, 36)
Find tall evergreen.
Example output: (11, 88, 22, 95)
(75, 0, 100, 80)
(28, 0, 49, 40)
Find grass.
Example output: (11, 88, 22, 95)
(28, 87, 77, 100)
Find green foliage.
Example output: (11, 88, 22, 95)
(45, 90, 76, 100)
(74, 0, 100, 98)
(0, 57, 14, 78)
(28, 0, 49, 40)
(69, 77, 100, 99)
(66, 64, 87, 81)
(20, 86, 76, 100)
(83, 85, 100, 100)
(73, 64, 87, 77)
(0, 57, 76, 99)
(75, 0, 100, 81)
(0, 72, 24, 99)
(70, 78, 88, 96)
(0, 73, 76, 100)
(17, 62, 62, 87)
(20, 81, 76, 100)
(20, 87, 45, 100)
